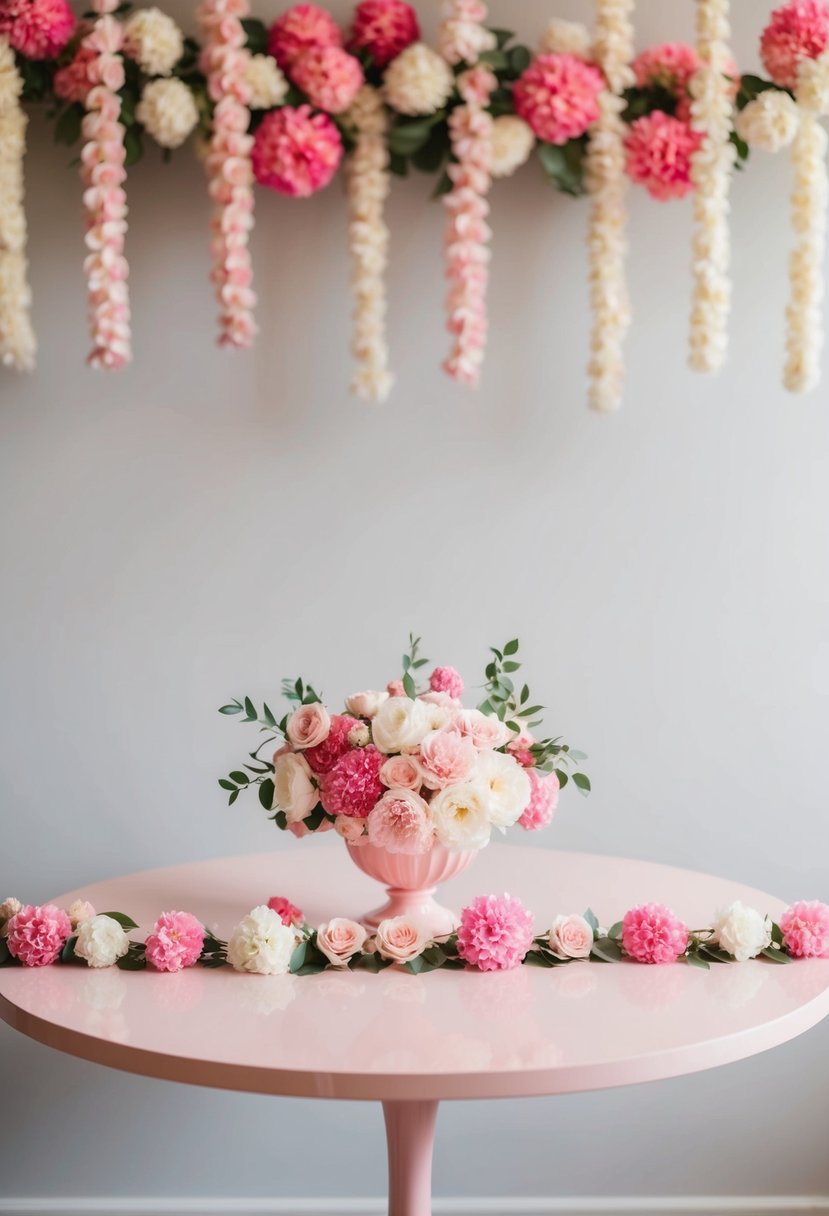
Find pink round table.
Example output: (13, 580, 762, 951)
(2, 842, 829, 1215)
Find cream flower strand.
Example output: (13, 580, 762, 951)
(0, 36, 35, 372)
(585, 0, 635, 414)
(345, 86, 393, 403)
(687, 0, 737, 375)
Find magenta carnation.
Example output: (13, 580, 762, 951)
(779, 900, 829, 958)
(267, 895, 304, 925)
(267, 3, 342, 69)
(518, 769, 560, 831)
(457, 893, 535, 972)
(0, 0, 75, 59)
(624, 112, 702, 201)
(621, 903, 689, 964)
(290, 45, 364, 114)
(513, 53, 604, 146)
(429, 665, 464, 698)
(304, 713, 360, 775)
(145, 911, 205, 973)
(252, 105, 344, 198)
(761, 0, 829, 89)
(321, 745, 384, 817)
(6, 903, 72, 967)
(347, 0, 420, 68)
(633, 42, 701, 95)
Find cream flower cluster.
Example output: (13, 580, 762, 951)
(345, 86, 394, 403)
(136, 78, 199, 149)
(490, 115, 534, 179)
(438, 0, 495, 66)
(122, 7, 184, 77)
(245, 52, 288, 111)
(538, 18, 592, 59)
(584, 0, 635, 414)
(382, 42, 453, 116)
(0, 37, 35, 373)
(687, 0, 737, 376)
(736, 90, 799, 154)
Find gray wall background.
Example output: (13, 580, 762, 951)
(2, 0, 829, 1204)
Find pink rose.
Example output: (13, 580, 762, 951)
(286, 702, 331, 749)
(375, 916, 425, 963)
(317, 917, 368, 966)
(456, 708, 510, 750)
(345, 689, 389, 718)
(418, 729, 476, 789)
(548, 913, 594, 959)
(379, 753, 423, 791)
(334, 815, 368, 844)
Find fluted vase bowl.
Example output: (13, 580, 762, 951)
(345, 841, 477, 939)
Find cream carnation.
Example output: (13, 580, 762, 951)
(474, 750, 531, 829)
(735, 90, 800, 152)
(490, 115, 535, 178)
(429, 781, 492, 850)
(74, 914, 130, 968)
(371, 695, 430, 753)
(538, 18, 592, 60)
(136, 78, 199, 149)
(383, 42, 453, 116)
(712, 901, 772, 961)
(245, 53, 289, 109)
(273, 750, 318, 824)
(227, 905, 297, 975)
(0, 896, 22, 933)
(123, 7, 184, 76)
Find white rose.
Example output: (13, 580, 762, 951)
(123, 7, 184, 76)
(548, 913, 594, 959)
(67, 899, 96, 928)
(371, 696, 430, 754)
(712, 901, 772, 962)
(316, 918, 367, 966)
(428, 782, 492, 850)
(273, 751, 318, 824)
(74, 915, 130, 968)
(474, 750, 531, 829)
(345, 689, 389, 718)
(227, 906, 297, 975)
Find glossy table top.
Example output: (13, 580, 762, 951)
(1, 841, 828, 1101)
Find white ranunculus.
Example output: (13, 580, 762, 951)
(123, 7, 184, 76)
(428, 782, 492, 851)
(383, 43, 454, 117)
(136, 78, 199, 150)
(712, 901, 772, 962)
(273, 751, 318, 824)
(74, 915, 130, 968)
(371, 696, 430, 754)
(474, 750, 531, 829)
(345, 689, 389, 719)
(227, 906, 297, 975)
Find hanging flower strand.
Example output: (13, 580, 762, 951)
(585, 0, 635, 414)
(687, 0, 737, 375)
(0, 36, 35, 372)
(199, 0, 257, 349)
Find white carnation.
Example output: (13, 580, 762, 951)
(371, 696, 430, 754)
(123, 7, 184, 77)
(538, 18, 593, 59)
(383, 43, 453, 117)
(735, 91, 800, 153)
(474, 750, 531, 829)
(74, 915, 130, 968)
(227, 906, 297, 975)
(490, 115, 535, 179)
(712, 901, 772, 962)
(245, 53, 288, 110)
(136, 78, 199, 149)
(429, 782, 492, 850)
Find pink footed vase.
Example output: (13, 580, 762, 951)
(345, 840, 477, 938)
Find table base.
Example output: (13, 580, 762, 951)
(383, 1099, 438, 1216)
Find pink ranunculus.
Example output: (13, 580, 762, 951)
(375, 916, 425, 963)
(779, 900, 829, 958)
(761, 0, 829, 89)
(304, 714, 361, 775)
(334, 814, 368, 843)
(429, 665, 464, 699)
(518, 769, 560, 831)
(624, 111, 702, 202)
(548, 913, 593, 959)
(380, 753, 423, 791)
(513, 53, 604, 146)
(267, 896, 304, 926)
(290, 45, 364, 114)
(367, 788, 434, 854)
(251, 105, 344, 198)
(418, 729, 476, 789)
(266, 2, 342, 69)
(320, 745, 385, 817)
(456, 708, 510, 751)
(6, 904, 72, 967)
(286, 701, 331, 749)
(621, 904, 689, 964)
(0, 0, 76, 59)
(348, 0, 419, 68)
(457, 893, 535, 971)
(317, 917, 367, 966)
(145, 911, 206, 972)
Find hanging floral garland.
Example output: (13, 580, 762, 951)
(0, 35, 35, 373)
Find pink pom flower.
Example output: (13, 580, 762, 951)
(624, 112, 702, 201)
(513, 53, 604, 146)
(304, 714, 361, 775)
(6, 904, 72, 967)
(145, 911, 205, 973)
(429, 665, 464, 698)
(348, 0, 419, 69)
(633, 42, 701, 95)
(267, 3, 342, 70)
(457, 893, 535, 971)
(761, 0, 829, 89)
(267, 896, 304, 926)
(321, 745, 384, 817)
(367, 789, 434, 854)
(290, 45, 364, 114)
(53, 42, 97, 104)
(518, 769, 560, 831)
(252, 105, 344, 197)
(0, 0, 76, 60)
(621, 903, 689, 964)
(779, 900, 829, 958)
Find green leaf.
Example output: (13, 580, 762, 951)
(573, 772, 591, 794)
(60, 935, 79, 964)
(54, 104, 83, 148)
(116, 949, 147, 971)
(608, 921, 623, 941)
(478, 49, 509, 71)
(262, 703, 277, 728)
(258, 778, 274, 810)
(228, 789, 239, 805)
(229, 771, 250, 785)
(686, 953, 710, 970)
(523, 949, 554, 967)
(508, 45, 531, 75)
(491, 27, 514, 50)
(537, 139, 587, 198)
(219, 703, 243, 715)
(583, 908, 599, 934)
(388, 120, 434, 157)
(503, 639, 519, 656)
(431, 170, 452, 199)
(241, 16, 267, 53)
(274, 809, 288, 830)
(502, 661, 520, 672)
(555, 770, 568, 789)
(388, 151, 409, 176)
(243, 697, 257, 720)
(218, 778, 237, 791)
(123, 127, 143, 168)
(591, 939, 623, 963)
(302, 802, 327, 832)
(698, 944, 732, 964)
(289, 940, 308, 973)
(403, 671, 417, 700)
(762, 945, 791, 964)
(101, 911, 138, 931)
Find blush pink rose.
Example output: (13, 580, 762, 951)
(456, 709, 510, 751)
(145, 911, 206, 972)
(379, 753, 423, 791)
(548, 913, 593, 959)
(418, 729, 476, 789)
(779, 900, 829, 958)
(267, 896, 304, 926)
(334, 815, 368, 843)
(67, 899, 96, 928)
(367, 788, 434, 854)
(286, 702, 331, 749)
(6, 904, 72, 967)
(317, 917, 367, 966)
(375, 916, 425, 963)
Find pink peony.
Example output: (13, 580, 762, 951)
(761, 0, 829, 89)
(0, 0, 75, 59)
(633, 42, 701, 95)
(621, 903, 689, 964)
(145, 911, 205, 973)
(429, 665, 464, 698)
(367, 789, 434, 854)
(624, 112, 702, 201)
(252, 105, 344, 197)
(267, 896, 304, 926)
(53, 42, 97, 104)
(779, 900, 829, 958)
(456, 893, 535, 971)
(267, 3, 342, 69)
(304, 714, 361, 775)
(518, 769, 560, 831)
(418, 729, 475, 789)
(513, 53, 604, 146)
(321, 745, 384, 817)
(6, 904, 72, 967)
(290, 45, 364, 114)
(347, 0, 419, 69)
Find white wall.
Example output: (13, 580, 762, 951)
(2, 0, 829, 1206)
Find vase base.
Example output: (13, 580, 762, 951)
(360, 886, 459, 940)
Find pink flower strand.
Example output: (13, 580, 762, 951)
(780, 900, 829, 958)
(6, 904, 72, 967)
(144, 911, 205, 972)
(457, 893, 535, 971)
(621, 903, 689, 964)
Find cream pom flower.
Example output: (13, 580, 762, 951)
(712, 901, 772, 962)
(137, 78, 199, 149)
(227, 905, 297, 975)
(474, 750, 531, 829)
(383, 43, 453, 116)
(245, 53, 288, 110)
(538, 18, 592, 60)
(123, 7, 184, 77)
(797, 52, 829, 117)
(429, 782, 492, 850)
(74, 915, 130, 968)
(490, 115, 535, 178)
(735, 91, 800, 153)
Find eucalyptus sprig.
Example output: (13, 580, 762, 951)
(401, 633, 429, 699)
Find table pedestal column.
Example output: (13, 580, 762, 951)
(382, 1098, 438, 1216)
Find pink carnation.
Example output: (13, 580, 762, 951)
(621, 903, 689, 964)
(321, 745, 384, 817)
(0, 0, 75, 59)
(290, 45, 364, 114)
(6, 904, 72, 967)
(252, 105, 343, 198)
(761, 0, 829, 89)
(347, 0, 419, 69)
(513, 53, 604, 146)
(518, 769, 560, 831)
(429, 665, 464, 698)
(624, 112, 702, 201)
(779, 900, 829, 958)
(53, 42, 96, 104)
(304, 714, 361, 775)
(633, 42, 701, 95)
(367, 789, 434, 854)
(267, 3, 342, 69)
(267, 896, 304, 926)
(144, 911, 205, 973)
(456, 893, 535, 972)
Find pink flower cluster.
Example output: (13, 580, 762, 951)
(144, 911, 205, 972)
(252, 105, 344, 197)
(621, 903, 689, 964)
(633, 42, 702, 99)
(265, 4, 364, 135)
(290, 44, 363, 114)
(267, 3, 341, 68)
(456, 893, 535, 971)
(199, 0, 257, 348)
(347, 0, 419, 69)
(0, 0, 75, 60)
(624, 111, 703, 202)
(513, 53, 604, 146)
(761, 0, 829, 89)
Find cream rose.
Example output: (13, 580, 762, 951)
(345, 689, 389, 718)
(371, 696, 430, 754)
(428, 782, 492, 850)
(286, 702, 331, 749)
(456, 709, 510, 750)
(712, 901, 772, 962)
(474, 750, 531, 829)
(74, 914, 130, 968)
(273, 751, 318, 824)
(375, 916, 425, 963)
(548, 913, 594, 960)
(316, 917, 368, 966)
(227, 906, 297, 975)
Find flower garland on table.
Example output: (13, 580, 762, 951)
(0, 36, 35, 373)
(2, 892, 828, 976)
